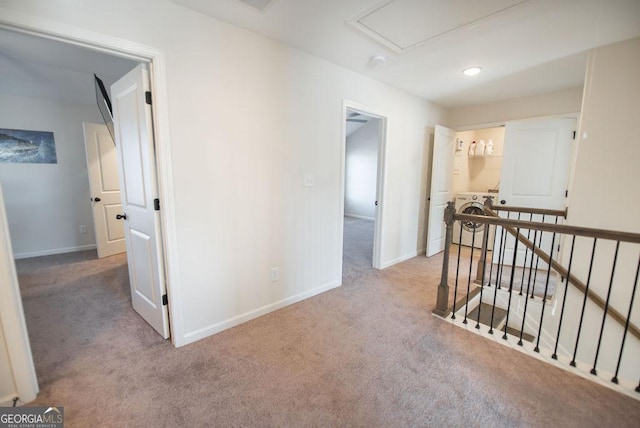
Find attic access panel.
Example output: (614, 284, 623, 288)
(349, 0, 530, 53)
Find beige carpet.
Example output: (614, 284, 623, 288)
(14, 221, 640, 426)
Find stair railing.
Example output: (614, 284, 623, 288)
(475, 199, 567, 287)
(433, 199, 640, 392)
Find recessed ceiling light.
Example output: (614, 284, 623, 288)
(462, 66, 483, 76)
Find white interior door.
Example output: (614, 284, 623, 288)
(112, 64, 169, 339)
(498, 118, 575, 209)
(83, 122, 126, 258)
(426, 125, 456, 257)
(495, 117, 575, 266)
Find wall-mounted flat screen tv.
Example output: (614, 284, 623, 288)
(94, 74, 116, 145)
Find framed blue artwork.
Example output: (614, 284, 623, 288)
(0, 128, 57, 164)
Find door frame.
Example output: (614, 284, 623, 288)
(0, 10, 185, 401)
(340, 100, 388, 271)
(0, 184, 38, 405)
(457, 113, 580, 267)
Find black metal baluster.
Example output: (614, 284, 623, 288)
(531, 214, 546, 299)
(451, 222, 464, 320)
(591, 241, 621, 376)
(518, 228, 539, 346)
(488, 224, 503, 335)
(463, 223, 477, 324)
(487, 224, 497, 288)
(502, 227, 520, 340)
(476, 225, 491, 329)
(496, 212, 510, 290)
(519, 213, 533, 296)
(552, 235, 576, 359)
(487, 211, 501, 288)
(612, 252, 640, 384)
(534, 231, 558, 353)
(571, 238, 598, 367)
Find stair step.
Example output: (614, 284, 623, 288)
(487, 264, 559, 299)
(452, 286, 481, 312)
(502, 326, 535, 343)
(467, 303, 507, 328)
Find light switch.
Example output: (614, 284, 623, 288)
(304, 173, 315, 187)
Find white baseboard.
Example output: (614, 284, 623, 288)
(379, 248, 425, 269)
(14, 244, 97, 260)
(344, 213, 375, 221)
(182, 279, 342, 346)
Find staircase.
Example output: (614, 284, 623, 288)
(434, 198, 640, 398)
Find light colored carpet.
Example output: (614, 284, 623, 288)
(14, 221, 640, 427)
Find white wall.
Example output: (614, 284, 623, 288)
(543, 37, 640, 384)
(448, 87, 583, 129)
(0, 0, 448, 345)
(0, 93, 101, 258)
(345, 119, 379, 220)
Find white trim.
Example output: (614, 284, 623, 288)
(182, 280, 341, 345)
(0, 184, 38, 405)
(341, 100, 389, 272)
(344, 213, 375, 221)
(379, 249, 425, 269)
(0, 10, 183, 348)
(437, 312, 640, 402)
(13, 245, 96, 260)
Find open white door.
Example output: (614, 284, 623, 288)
(0, 183, 38, 405)
(495, 117, 575, 266)
(426, 125, 456, 257)
(112, 64, 169, 339)
(83, 122, 126, 258)
(499, 118, 575, 210)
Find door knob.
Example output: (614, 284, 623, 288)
(500, 200, 506, 205)
(116, 213, 127, 220)
(92, 197, 101, 202)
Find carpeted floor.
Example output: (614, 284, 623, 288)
(14, 219, 640, 426)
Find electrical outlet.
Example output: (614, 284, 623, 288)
(271, 266, 279, 282)
(79, 225, 88, 234)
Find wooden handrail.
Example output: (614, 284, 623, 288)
(484, 198, 567, 218)
(490, 205, 567, 218)
(475, 206, 640, 341)
(457, 212, 640, 244)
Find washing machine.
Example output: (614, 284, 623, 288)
(453, 192, 495, 249)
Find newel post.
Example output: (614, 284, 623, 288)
(433, 201, 456, 317)
(475, 196, 494, 284)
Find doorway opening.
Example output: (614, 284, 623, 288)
(341, 102, 387, 279)
(0, 20, 178, 404)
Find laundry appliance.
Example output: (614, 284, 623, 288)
(452, 192, 495, 249)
